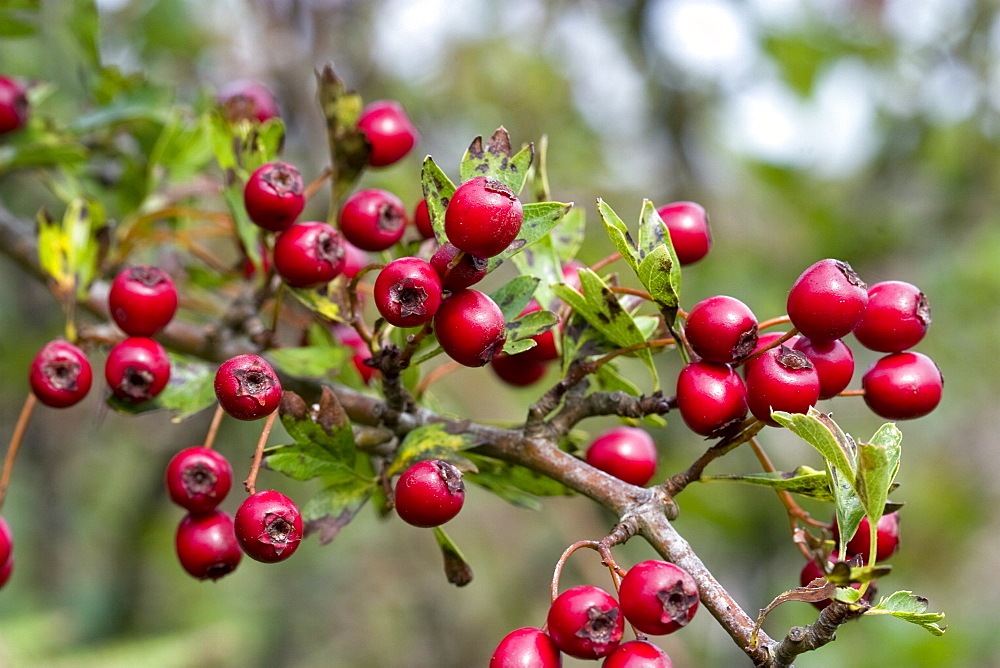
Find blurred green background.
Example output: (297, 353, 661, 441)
(0, 0, 994, 665)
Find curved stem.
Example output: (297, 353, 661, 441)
(0, 393, 38, 512)
(201, 404, 225, 450)
(738, 328, 799, 368)
(243, 410, 279, 495)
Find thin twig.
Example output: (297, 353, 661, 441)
(243, 410, 279, 495)
(0, 393, 38, 511)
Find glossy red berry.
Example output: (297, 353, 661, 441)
(217, 79, 279, 123)
(744, 345, 820, 425)
(175, 509, 242, 580)
(676, 361, 748, 436)
(273, 222, 346, 288)
(338, 188, 408, 251)
(339, 239, 370, 280)
(834, 511, 900, 562)
(243, 161, 305, 232)
(585, 426, 658, 487)
(791, 336, 854, 400)
(356, 100, 419, 167)
(490, 353, 549, 387)
(657, 201, 711, 266)
(862, 351, 943, 420)
(105, 336, 171, 403)
(214, 354, 282, 421)
(430, 242, 488, 291)
(546, 585, 624, 659)
(413, 198, 435, 239)
(490, 627, 562, 668)
(619, 560, 699, 636)
(0, 557, 12, 589)
(602, 640, 673, 668)
(108, 265, 178, 336)
(234, 490, 303, 563)
(685, 295, 758, 363)
(394, 459, 465, 528)
(0, 76, 29, 134)
(29, 340, 93, 408)
(0, 516, 12, 569)
(374, 257, 443, 328)
(165, 447, 233, 513)
(434, 289, 507, 367)
(786, 259, 868, 342)
(445, 176, 523, 258)
(853, 280, 931, 353)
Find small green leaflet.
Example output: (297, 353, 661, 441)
(433, 526, 473, 587)
(855, 423, 902, 531)
(487, 201, 574, 272)
(301, 470, 375, 545)
(385, 423, 477, 478)
(490, 275, 539, 320)
(286, 285, 344, 322)
(699, 466, 834, 502)
(459, 127, 534, 196)
(420, 156, 456, 245)
(597, 199, 639, 273)
(268, 345, 350, 379)
(503, 309, 559, 356)
(773, 409, 857, 483)
(36, 198, 101, 300)
(866, 591, 947, 636)
(315, 64, 368, 206)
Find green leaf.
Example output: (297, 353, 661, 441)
(487, 201, 574, 271)
(459, 127, 533, 195)
(504, 309, 559, 355)
(433, 526, 474, 586)
(866, 591, 947, 636)
(35, 199, 101, 298)
(386, 423, 477, 478)
(267, 345, 350, 379)
(148, 111, 214, 187)
(699, 466, 834, 502)
(855, 423, 902, 523)
(286, 285, 344, 321)
(464, 453, 574, 510)
(302, 473, 375, 545)
(772, 408, 857, 480)
(594, 361, 642, 397)
(264, 441, 358, 482)
(830, 462, 865, 557)
(489, 275, 539, 321)
(510, 235, 563, 312)
(155, 354, 218, 422)
(0, 16, 34, 37)
(36, 209, 65, 287)
(551, 206, 586, 263)
(597, 199, 639, 273)
(420, 155, 456, 244)
(316, 63, 368, 206)
(279, 388, 356, 460)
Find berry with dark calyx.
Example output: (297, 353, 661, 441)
(430, 242, 488, 291)
(786, 258, 868, 342)
(862, 351, 943, 420)
(356, 99, 419, 167)
(619, 560, 699, 636)
(546, 585, 624, 659)
(791, 336, 855, 400)
(175, 509, 242, 580)
(433, 289, 507, 367)
(853, 280, 931, 353)
(0, 516, 11, 569)
(29, 340, 93, 408)
(374, 256, 443, 328)
(744, 345, 820, 425)
(0, 76, 29, 134)
(585, 426, 658, 487)
(834, 511, 900, 562)
(234, 490, 303, 563)
(214, 354, 282, 421)
(602, 640, 674, 668)
(217, 79, 279, 123)
(676, 361, 748, 436)
(165, 447, 233, 513)
(243, 161, 305, 232)
(489, 627, 563, 668)
(273, 221, 346, 288)
(656, 201, 711, 266)
(685, 295, 758, 363)
(394, 459, 466, 528)
(338, 188, 408, 251)
(490, 352, 548, 387)
(105, 336, 171, 403)
(413, 198, 435, 239)
(108, 265, 178, 336)
(445, 176, 523, 258)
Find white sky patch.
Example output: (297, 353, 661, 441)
(884, 0, 973, 49)
(723, 80, 804, 166)
(646, 0, 757, 83)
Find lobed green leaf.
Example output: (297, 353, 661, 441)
(267, 345, 350, 380)
(459, 127, 534, 195)
(487, 201, 573, 271)
(385, 423, 477, 478)
(420, 155, 456, 245)
(597, 199, 639, 273)
(866, 591, 947, 636)
(699, 466, 834, 502)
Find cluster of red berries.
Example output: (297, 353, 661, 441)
(491, 559, 698, 666)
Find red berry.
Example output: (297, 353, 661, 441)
(105, 336, 171, 402)
(394, 459, 465, 528)
(175, 509, 242, 580)
(602, 640, 673, 668)
(165, 447, 233, 513)
(0, 516, 12, 569)
(585, 426, 658, 487)
(676, 361, 748, 436)
(108, 265, 178, 336)
(619, 560, 699, 636)
(862, 351, 943, 419)
(685, 295, 758, 363)
(853, 280, 931, 353)
(656, 201, 711, 265)
(445, 176, 523, 258)
(338, 188, 408, 251)
(243, 161, 305, 232)
(0, 76, 29, 134)
(413, 198, 435, 239)
(546, 585, 624, 659)
(273, 221, 346, 288)
(339, 239, 370, 280)
(234, 490, 303, 563)
(430, 242, 488, 291)
(29, 340, 93, 408)
(217, 79, 279, 123)
(834, 511, 900, 562)
(356, 100, 419, 167)
(0, 556, 11, 588)
(214, 354, 282, 421)
(374, 256, 443, 328)
(490, 353, 549, 387)
(791, 336, 855, 400)
(433, 289, 507, 367)
(490, 627, 562, 668)
(561, 260, 586, 292)
(786, 259, 868, 342)
(744, 345, 820, 425)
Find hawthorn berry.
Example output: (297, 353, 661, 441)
(791, 336, 855, 400)
(394, 459, 466, 528)
(489, 627, 563, 668)
(744, 345, 820, 425)
(338, 188, 408, 251)
(0, 76, 29, 134)
(430, 242, 488, 291)
(217, 79, 279, 123)
(433, 289, 507, 367)
(657, 201, 711, 265)
(853, 280, 931, 353)
(340, 239, 370, 280)
(356, 100, 419, 167)
(619, 560, 699, 636)
(445, 176, 523, 258)
(786, 259, 868, 342)
(165, 447, 233, 513)
(490, 353, 549, 387)
(413, 198, 435, 239)
(374, 256, 443, 328)
(243, 161, 305, 232)
(546, 585, 624, 659)
(862, 351, 943, 420)
(602, 640, 674, 668)
(29, 340, 93, 408)
(105, 336, 171, 403)
(684, 295, 758, 363)
(585, 426, 658, 487)
(214, 354, 282, 421)
(0, 516, 11, 569)
(234, 490, 303, 563)
(108, 265, 178, 336)
(273, 221, 346, 288)
(833, 511, 900, 562)
(175, 509, 242, 580)
(676, 361, 748, 436)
